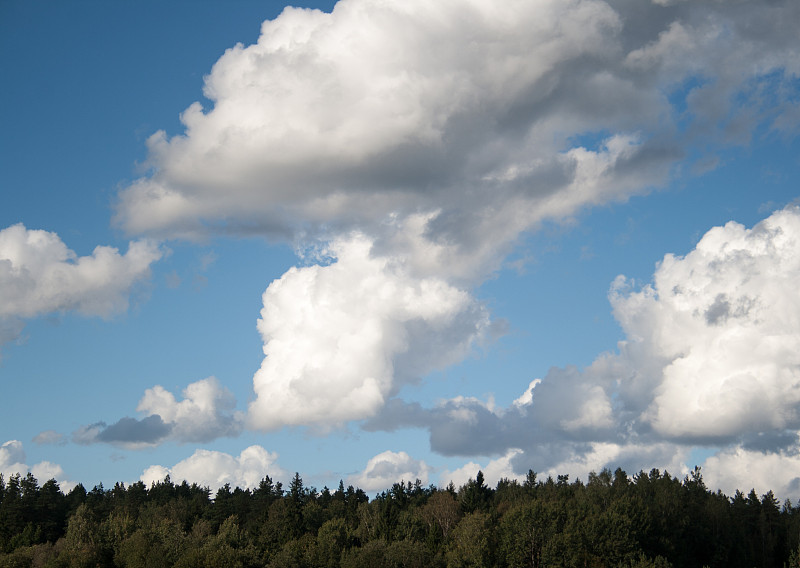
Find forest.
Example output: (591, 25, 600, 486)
(1, 466, 799, 568)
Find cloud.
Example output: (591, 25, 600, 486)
(613, 206, 800, 442)
(348, 450, 430, 492)
(115, 0, 799, 246)
(0, 224, 162, 349)
(368, 206, 800, 499)
(0, 440, 74, 490)
(106, 0, 800, 439)
(77, 377, 243, 447)
(440, 449, 523, 489)
(0, 224, 162, 319)
(0, 440, 26, 475)
(247, 234, 490, 431)
(137, 376, 243, 442)
(95, 415, 173, 447)
(72, 423, 106, 446)
(140, 445, 287, 491)
(702, 445, 800, 501)
(32, 430, 66, 446)
(114, 0, 630, 240)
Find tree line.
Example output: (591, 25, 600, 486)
(1, 466, 799, 567)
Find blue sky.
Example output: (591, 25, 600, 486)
(2, 0, 800, 498)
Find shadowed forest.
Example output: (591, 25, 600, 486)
(1, 467, 799, 567)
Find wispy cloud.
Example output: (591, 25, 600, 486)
(32, 430, 66, 446)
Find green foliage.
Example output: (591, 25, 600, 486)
(1, 467, 800, 567)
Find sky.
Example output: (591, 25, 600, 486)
(2, 0, 800, 500)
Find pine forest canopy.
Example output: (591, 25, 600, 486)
(0, 465, 798, 568)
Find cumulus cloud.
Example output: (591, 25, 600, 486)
(0, 440, 73, 490)
(702, 445, 800, 501)
(0, 224, 162, 319)
(0, 224, 162, 348)
(612, 206, 800, 442)
(115, 0, 799, 246)
(77, 377, 243, 447)
(370, 207, 800, 498)
(140, 445, 287, 491)
(137, 376, 243, 442)
(440, 449, 523, 489)
(348, 450, 430, 492)
(106, 0, 800, 438)
(115, 0, 635, 241)
(0, 440, 26, 475)
(247, 234, 490, 431)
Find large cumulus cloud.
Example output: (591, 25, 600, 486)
(614, 206, 800, 442)
(115, 0, 799, 248)
(108, 0, 800, 436)
(370, 207, 800, 499)
(248, 234, 490, 431)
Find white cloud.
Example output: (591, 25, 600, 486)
(371, 206, 800, 499)
(107, 0, 800, 439)
(114, 0, 635, 240)
(439, 449, 523, 489)
(0, 224, 162, 319)
(140, 445, 287, 491)
(612, 206, 800, 441)
(75, 377, 243, 448)
(0, 440, 26, 475)
(247, 234, 489, 431)
(115, 0, 800, 247)
(0, 224, 162, 349)
(138, 376, 243, 442)
(348, 450, 430, 492)
(0, 439, 74, 490)
(530, 442, 690, 485)
(702, 445, 800, 502)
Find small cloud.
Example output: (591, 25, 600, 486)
(72, 423, 106, 445)
(137, 376, 243, 443)
(95, 415, 173, 447)
(32, 430, 66, 446)
(141, 445, 287, 491)
(439, 450, 522, 489)
(78, 377, 243, 448)
(0, 224, 162, 320)
(0, 440, 26, 472)
(1, 439, 74, 490)
(348, 450, 430, 492)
